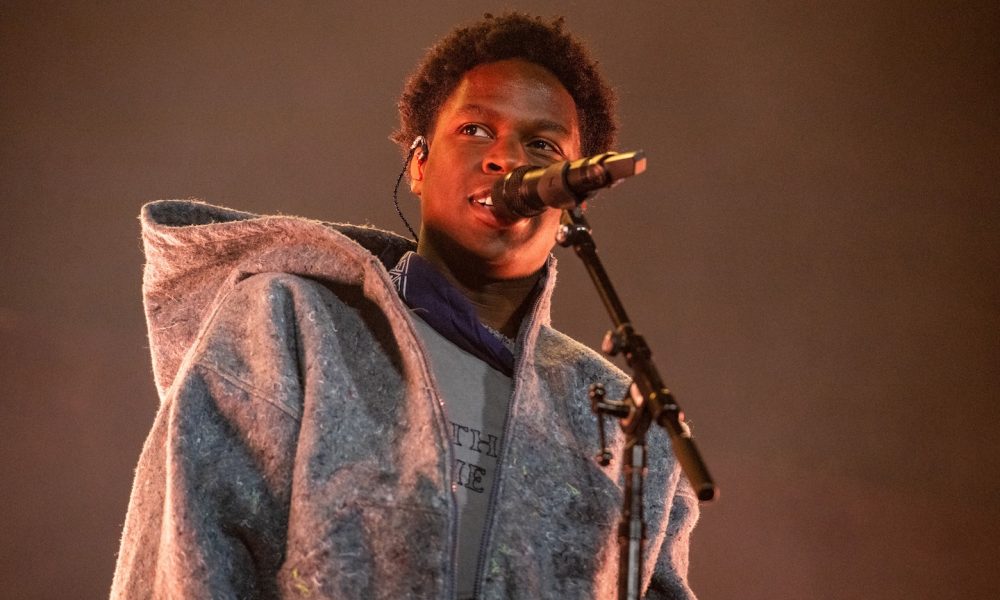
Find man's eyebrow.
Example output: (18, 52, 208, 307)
(455, 104, 573, 137)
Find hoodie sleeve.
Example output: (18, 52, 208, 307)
(645, 469, 701, 600)
(111, 273, 307, 599)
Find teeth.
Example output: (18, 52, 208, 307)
(475, 195, 494, 207)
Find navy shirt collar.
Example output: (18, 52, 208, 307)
(389, 252, 518, 377)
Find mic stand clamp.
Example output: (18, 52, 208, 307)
(556, 207, 717, 600)
(588, 382, 629, 466)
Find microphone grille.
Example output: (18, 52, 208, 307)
(494, 165, 541, 218)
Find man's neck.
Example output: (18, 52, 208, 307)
(416, 243, 542, 339)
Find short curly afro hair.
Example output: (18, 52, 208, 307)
(392, 12, 618, 158)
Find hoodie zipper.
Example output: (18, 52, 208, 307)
(423, 347, 460, 600)
(378, 261, 460, 600)
(470, 276, 548, 598)
(434, 386, 460, 600)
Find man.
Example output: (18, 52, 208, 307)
(112, 13, 698, 599)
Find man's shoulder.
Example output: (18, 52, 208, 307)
(224, 271, 391, 321)
(231, 271, 331, 296)
(535, 325, 627, 383)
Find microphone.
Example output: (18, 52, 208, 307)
(490, 151, 646, 219)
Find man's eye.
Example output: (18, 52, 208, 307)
(459, 124, 491, 138)
(528, 139, 563, 155)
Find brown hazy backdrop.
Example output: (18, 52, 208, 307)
(1, 2, 998, 599)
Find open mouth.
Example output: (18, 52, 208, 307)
(467, 187, 522, 227)
(468, 189, 494, 207)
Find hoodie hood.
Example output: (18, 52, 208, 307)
(139, 199, 556, 400)
(140, 199, 415, 399)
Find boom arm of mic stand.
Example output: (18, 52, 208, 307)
(556, 207, 718, 502)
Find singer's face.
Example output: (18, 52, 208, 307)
(410, 59, 581, 280)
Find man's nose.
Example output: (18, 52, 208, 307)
(482, 138, 527, 174)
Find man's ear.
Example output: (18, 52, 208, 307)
(408, 149, 425, 197)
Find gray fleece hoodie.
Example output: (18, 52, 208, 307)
(111, 200, 698, 599)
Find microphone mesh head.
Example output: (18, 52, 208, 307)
(494, 166, 542, 218)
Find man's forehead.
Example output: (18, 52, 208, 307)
(431, 60, 581, 144)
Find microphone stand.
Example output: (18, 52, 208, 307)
(555, 206, 717, 600)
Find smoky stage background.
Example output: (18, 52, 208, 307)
(1, 2, 997, 598)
